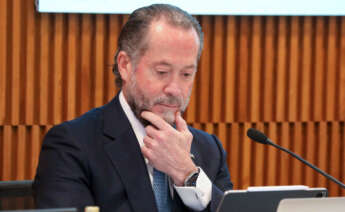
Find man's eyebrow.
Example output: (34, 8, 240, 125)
(183, 64, 196, 70)
(153, 61, 172, 67)
(153, 61, 197, 70)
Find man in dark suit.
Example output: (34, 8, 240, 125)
(33, 4, 233, 212)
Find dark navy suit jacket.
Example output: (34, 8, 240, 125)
(33, 93, 233, 212)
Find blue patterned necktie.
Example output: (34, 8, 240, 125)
(152, 168, 172, 212)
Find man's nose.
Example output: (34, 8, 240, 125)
(164, 77, 182, 97)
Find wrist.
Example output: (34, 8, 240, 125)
(184, 167, 200, 187)
(173, 164, 198, 186)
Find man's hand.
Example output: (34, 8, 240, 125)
(140, 111, 197, 186)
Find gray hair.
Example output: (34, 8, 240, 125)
(112, 4, 204, 88)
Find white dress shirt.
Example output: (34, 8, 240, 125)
(119, 91, 212, 211)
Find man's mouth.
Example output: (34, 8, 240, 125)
(156, 103, 179, 109)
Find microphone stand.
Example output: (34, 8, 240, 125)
(267, 139, 345, 189)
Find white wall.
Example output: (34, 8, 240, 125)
(36, 0, 345, 15)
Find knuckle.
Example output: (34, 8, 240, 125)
(146, 126, 154, 133)
(155, 133, 164, 142)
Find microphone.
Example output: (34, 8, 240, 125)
(247, 128, 345, 189)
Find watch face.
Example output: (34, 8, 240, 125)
(185, 171, 199, 187)
(188, 174, 198, 186)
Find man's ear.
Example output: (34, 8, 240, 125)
(117, 51, 133, 83)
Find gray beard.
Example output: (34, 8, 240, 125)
(124, 73, 191, 127)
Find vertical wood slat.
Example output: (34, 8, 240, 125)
(39, 13, 49, 124)
(263, 17, 275, 122)
(16, 126, 26, 180)
(241, 123, 252, 188)
(291, 122, 303, 185)
(80, 14, 92, 115)
(313, 17, 326, 121)
(340, 17, 345, 121)
(66, 14, 78, 121)
(216, 123, 227, 153)
(211, 16, 224, 123)
(301, 17, 312, 122)
(94, 15, 105, 108)
(53, 14, 64, 124)
(0, 0, 6, 124)
(10, 0, 21, 125)
(237, 17, 250, 122)
(198, 16, 211, 123)
(317, 122, 328, 187)
(224, 16, 236, 123)
(29, 126, 41, 179)
(276, 17, 288, 122)
(252, 122, 265, 186)
(228, 123, 240, 189)
(326, 17, 337, 121)
(250, 17, 262, 122)
(288, 17, 299, 122)
(341, 123, 345, 196)
(304, 122, 317, 187)
(24, 0, 35, 125)
(0, 127, 3, 178)
(1, 126, 13, 180)
(328, 122, 341, 196)
(279, 122, 291, 185)
(105, 15, 119, 102)
(266, 123, 278, 185)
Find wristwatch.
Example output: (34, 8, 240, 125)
(184, 167, 200, 187)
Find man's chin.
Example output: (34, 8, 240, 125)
(152, 110, 176, 126)
(135, 110, 175, 127)
(161, 113, 176, 126)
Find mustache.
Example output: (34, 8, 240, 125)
(153, 96, 183, 107)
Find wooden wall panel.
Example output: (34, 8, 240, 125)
(0, 0, 6, 124)
(249, 17, 262, 122)
(198, 16, 212, 123)
(276, 17, 288, 122)
(341, 18, 345, 121)
(189, 122, 345, 196)
(0, 125, 51, 180)
(301, 17, 312, 122)
(1, 0, 344, 198)
(224, 16, 237, 123)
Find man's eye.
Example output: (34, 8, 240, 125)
(157, 71, 167, 75)
(183, 72, 194, 78)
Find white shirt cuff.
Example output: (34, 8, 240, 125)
(174, 168, 212, 211)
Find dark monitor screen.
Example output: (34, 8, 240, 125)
(217, 187, 327, 212)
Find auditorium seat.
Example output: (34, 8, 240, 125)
(0, 180, 35, 210)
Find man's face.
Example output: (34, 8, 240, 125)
(122, 20, 199, 125)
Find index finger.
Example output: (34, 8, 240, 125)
(141, 111, 171, 130)
(175, 111, 188, 132)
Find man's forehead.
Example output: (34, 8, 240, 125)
(145, 20, 200, 50)
(148, 18, 196, 34)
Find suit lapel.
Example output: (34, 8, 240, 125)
(190, 133, 201, 167)
(101, 95, 158, 212)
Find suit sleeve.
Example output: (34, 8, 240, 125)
(33, 123, 94, 209)
(207, 135, 233, 212)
